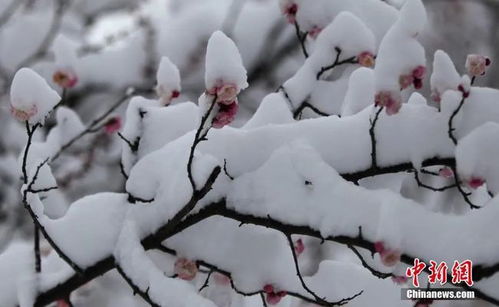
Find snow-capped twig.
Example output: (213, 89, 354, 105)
(316, 47, 358, 80)
(368, 106, 383, 170)
(20, 125, 83, 275)
(412, 170, 457, 192)
(187, 95, 218, 191)
(347, 245, 393, 279)
(116, 265, 160, 307)
(286, 234, 363, 306)
(293, 101, 330, 119)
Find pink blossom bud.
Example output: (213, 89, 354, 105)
(266, 293, 283, 305)
(413, 78, 423, 90)
(467, 177, 485, 189)
(385, 96, 402, 116)
(217, 83, 238, 104)
(53, 68, 78, 89)
(263, 284, 274, 294)
(280, 1, 298, 23)
(466, 54, 490, 76)
(212, 100, 238, 129)
(357, 51, 375, 68)
(399, 74, 414, 90)
(213, 273, 231, 286)
(294, 238, 305, 256)
(431, 91, 441, 103)
(391, 275, 408, 285)
(156, 85, 180, 106)
(380, 249, 401, 267)
(10, 104, 38, 122)
(104, 116, 122, 134)
(277, 291, 287, 297)
(308, 26, 323, 39)
(457, 85, 470, 98)
(412, 66, 426, 80)
(174, 258, 198, 281)
(375, 91, 402, 115)
(439, 167, 454, 178)
(374, 241, 385, 254)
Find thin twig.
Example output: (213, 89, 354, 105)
(51, 89, 136, 161)
(187, 95, 218, 191)
(116, 265, 160, 307)
(347, 245, 392, 279)
(369, 107, 383, 169)
(293, 21, 309, 58)
(413, 170, 457, 192)
(286, 234, 363, 306)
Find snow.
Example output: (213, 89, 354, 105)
(46, 107, 86, 153)
(204, 31, 248, 92)
(9, 68, 61, 125)
(224, 141, 499, 266)
(374, 0, 426, 93)
(430, 50, 461, 102)
(341, 67, 375, 116)
(30, 193, 129, 268)
(0, 242, 33, 307)
(283, 11, 375, 107)
(456, 122, 499, 194)
(52, 35, 79, 68)
(156, 56, 181, 105)
(114, 220, 217, 307)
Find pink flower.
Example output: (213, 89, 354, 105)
(375, 91, 401, 115)
(412, 66, 426, 80)
(266, 291, 287, 305)
(212, 100, 238, 128)
(466, 54, 491, 76)
(399, 74, 414, 90)
(10, 104, 37, 122)
(53, 68, 78, 89)
(375, 241, 401, 267)
(104, 116, 122, 134)
(280, 1, 298, 23)
(263, 284, 274, 294)
(156, 85, 180, 106)
(467, 177, 485, 189)
(385, 97, 402, 116)
(308, 26, 323, 39)
(294, 238, 305, 256)
(413, 78, 423, 90)
(263, 285, 287, 305)
(391, 275, 408, 285)
(439, 167, 454, 178)
(431, 90, 441, 103)
(217, 83, 238, 103)
(458, 84, 470, 98)
(174, 258, 198, 281)
(213, 273, 231, 286)
(381, 249, 401, 267)
(357, 51, 375, 68)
